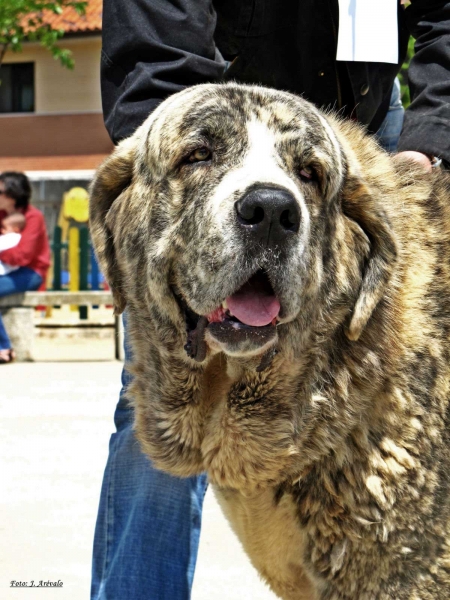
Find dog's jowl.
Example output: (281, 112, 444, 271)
(90, 83, 450, 599)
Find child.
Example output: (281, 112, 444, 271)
(0, 212, 26, 276)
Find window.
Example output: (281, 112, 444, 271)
(0, 62, 35, 113)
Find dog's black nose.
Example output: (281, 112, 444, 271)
(235, 187, 300, 245)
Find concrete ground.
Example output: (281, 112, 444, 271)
(1, 361, 277, 600)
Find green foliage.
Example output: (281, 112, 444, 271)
(399, 36, 415, 108)
(0, 0, 87, 71)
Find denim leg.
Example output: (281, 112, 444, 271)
(0, 316, 11, 350)
(375, 77, 405, 153)
(0, 267, 43, 297)
(91, 315, 208, 600)
(0, 267, 43, 350)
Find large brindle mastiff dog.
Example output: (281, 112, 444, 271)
(90, 83, 450, 599)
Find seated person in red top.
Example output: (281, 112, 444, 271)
(0, 172, 51, 364)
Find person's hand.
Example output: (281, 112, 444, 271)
(395, 151, 433, 173)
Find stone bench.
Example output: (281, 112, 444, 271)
(0, 291, 123, 361)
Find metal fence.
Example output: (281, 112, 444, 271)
(29, 174, 94, 234)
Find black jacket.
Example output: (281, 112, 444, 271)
(101, 0, 450, 162)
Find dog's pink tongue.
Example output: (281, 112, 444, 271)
(226, 278, 280, 327)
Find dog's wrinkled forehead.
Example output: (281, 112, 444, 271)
(140, 84, 343, 192)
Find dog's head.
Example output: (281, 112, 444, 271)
(90, 83, 398, 362)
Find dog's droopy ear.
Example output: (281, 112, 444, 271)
(343, 176, 398, 341)
(89, 137, 137, 314)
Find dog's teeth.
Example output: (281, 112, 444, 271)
(222, 300, 228, 309)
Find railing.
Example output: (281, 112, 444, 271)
(51, 225, 105, 318)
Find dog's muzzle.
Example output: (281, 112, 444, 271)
(179, 270, 281, 365)
(178, 188, 301, 364)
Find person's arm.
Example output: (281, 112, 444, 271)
(101, 0, 226, 144)
(397, 1, 450, 164)
(0, 212, 43, 267)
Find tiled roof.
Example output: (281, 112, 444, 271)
(28, 0, 102, 34)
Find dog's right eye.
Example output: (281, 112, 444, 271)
(188, 147, 212, 163)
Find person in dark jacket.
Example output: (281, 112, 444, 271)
(91, 2, 450, 599)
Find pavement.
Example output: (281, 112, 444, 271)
(1, 361, 277, 600)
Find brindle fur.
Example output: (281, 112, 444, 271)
(90, 83, 450, 599)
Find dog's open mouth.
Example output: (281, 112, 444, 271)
(181, 270, 280, 361)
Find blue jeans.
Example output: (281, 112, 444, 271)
(0, 267, 43, 350)
(375, 77, 404, 153)
(91, 318, 208, 600)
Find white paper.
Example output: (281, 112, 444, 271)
(336, 0, 398, 64)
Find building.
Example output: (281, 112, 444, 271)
(0, 0, 112, 173)
(0, 1, 113, 231)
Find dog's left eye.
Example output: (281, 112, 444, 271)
(188, 147, 211, 163)
(299, 166, 315, 182)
